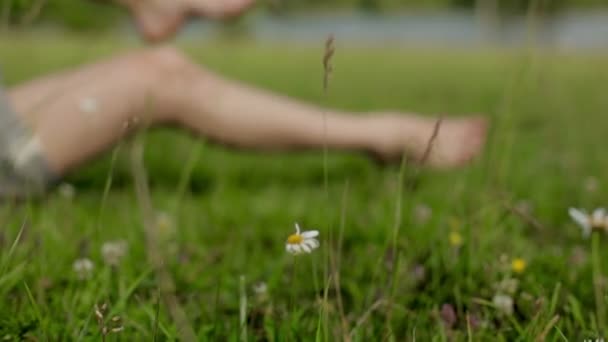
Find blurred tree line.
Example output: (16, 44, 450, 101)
(2, 0, 607, 31)
(268, 0, 606, 13)
(2, 0, 122, 30)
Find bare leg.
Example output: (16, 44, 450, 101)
(8, 46, 487, 178)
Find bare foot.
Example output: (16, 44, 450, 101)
(370, 114, 488, 168)
(118, 0, 256, 42)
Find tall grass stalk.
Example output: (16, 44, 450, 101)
(383, 150, 409, 336)
(591, 233, 606, 333)
(97, 146, 121, 235)
(239, 275, 248, 342)
(130, 131, 196, 342)
(173, 141, 205, 212)
(320, 33, 338, 341)
(321, 34, 335, 197)
(24, 281, 46, 340)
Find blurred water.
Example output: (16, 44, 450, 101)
(178, 10, 608, 50)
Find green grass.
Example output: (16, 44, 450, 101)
(1, 33, 608, 340)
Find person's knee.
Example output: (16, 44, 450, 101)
(140, 46, 199, 80)
(131, 46, 205, 123)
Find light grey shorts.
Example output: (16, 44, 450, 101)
(0, 83, 55, 198)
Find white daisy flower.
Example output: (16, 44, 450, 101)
(285, 223, 319, 255)
(492, 293, 514, 316)
(73, 258, 94, 280)
(568, 208, 607, 238)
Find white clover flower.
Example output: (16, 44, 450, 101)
(156, 211, 174, 232)
(155, 211, 176, 241)
(413, 204, 432, 224)
(568, 208, 607, 238)
(73, 258, 94, 280)
(285, 223, 319, 255)
(58, 183, 76, 199)
(584, 176, 599, 193)
(252, 281, 269, 302)
(253, 282, 268, 295)
(496, 278, 519, 295)
(101, 240, 128, 266)
(492, 293, 514, 316)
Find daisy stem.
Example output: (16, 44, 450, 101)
(591, 233, 606, 333)
(289, 257, 298, 312)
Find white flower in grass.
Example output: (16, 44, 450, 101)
(73, 258, 94, 280)
(155, 211, 176, 241)
(584, 176, 599, 193)
(492, 293, 514, 316)
(101, 240, 128, 266)
(413, 204, 432, 224)
(285, 223, 319, 255)
(253, 282, 268, 296)
(58, 183, 76, 199)
(568, 208, 607, 238)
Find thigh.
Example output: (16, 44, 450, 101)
(6, 48, 168, 123)
(5, 49, 167, 174)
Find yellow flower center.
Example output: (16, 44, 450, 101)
(287, 234, 303, 244)
(449, 231, 463, 247)
(590, 216, 604, 228)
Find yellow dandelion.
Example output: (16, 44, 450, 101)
(511, 258, 527, 274)
(449, 231, 463, 247)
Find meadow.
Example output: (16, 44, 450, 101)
(1, 34, 607, 340)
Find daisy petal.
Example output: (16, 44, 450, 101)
(302, 239, 317, 250)
(306, 239, 320, 249)
(569, 208, 590, 229)
(301, 243, 311, 253)
(294, 223, 301, 234)
(592, 208, 606, 222)
(301, 230, 319, 238)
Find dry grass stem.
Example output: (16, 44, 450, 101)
(94, 303, 124, 341)
(130, 134, 197, 342)
(419, 117, 443, 165)
(323, 34, 335, 94)
(350, 299, 387, 337)
(502, 200, 547, 231)
(535, 315, 560, 342)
